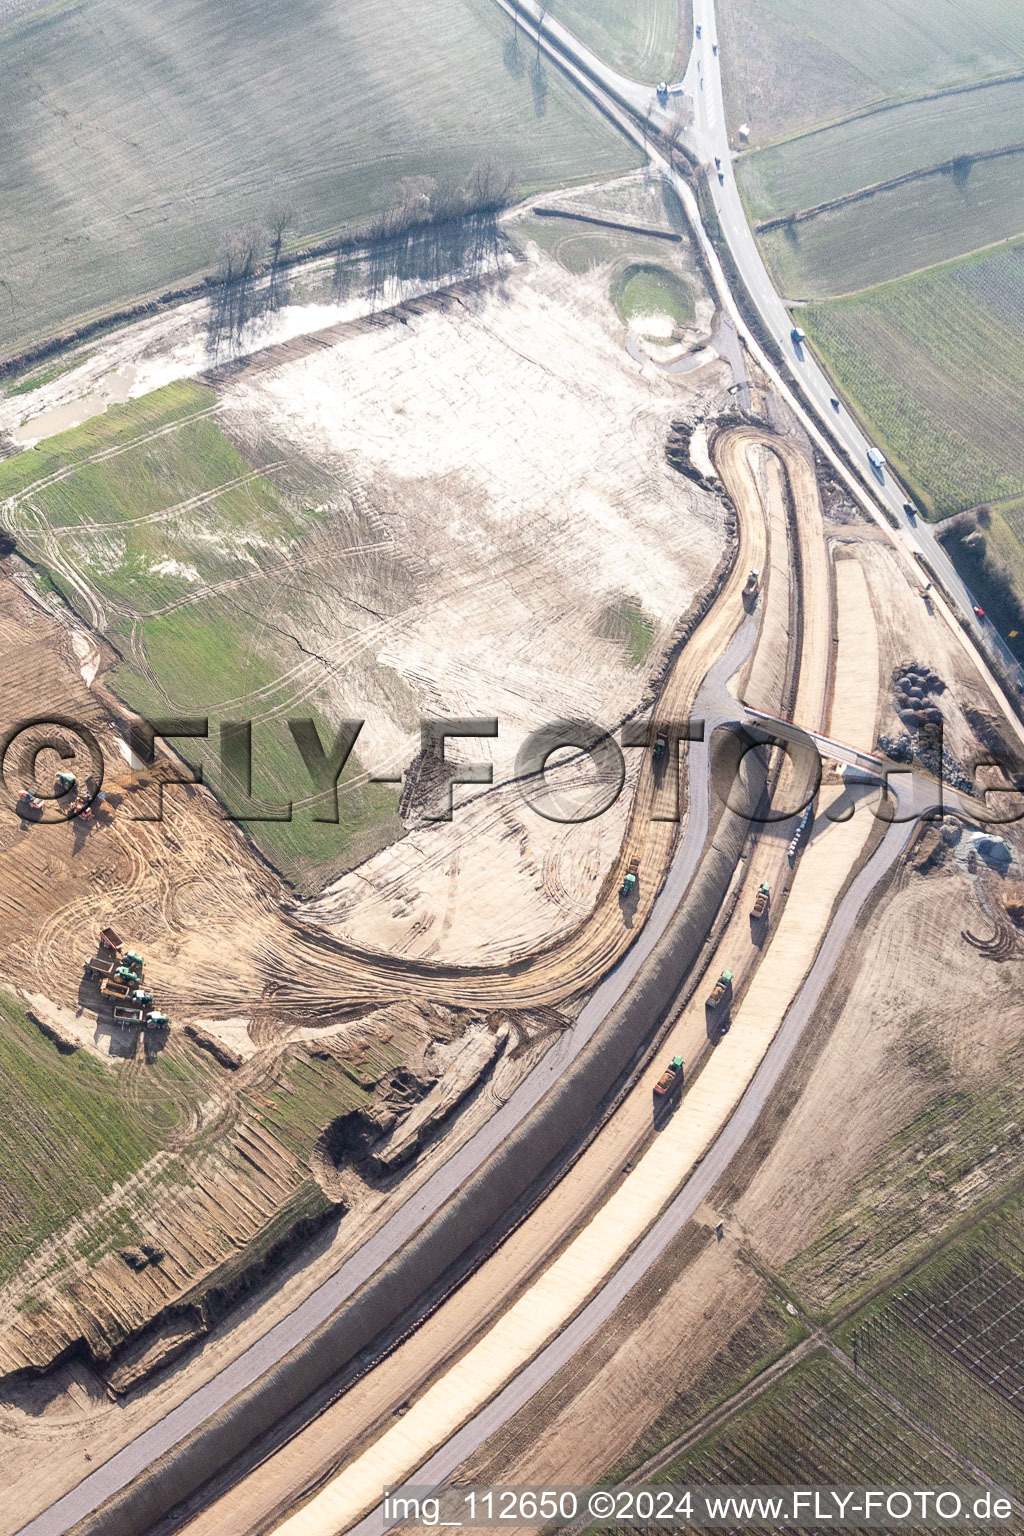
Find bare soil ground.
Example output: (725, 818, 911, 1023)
(0, 232, 748, 1519)
(174, 422, 841, 1535)
(450, 536, 1014, 1495)
(354, 527, 1011, 1507)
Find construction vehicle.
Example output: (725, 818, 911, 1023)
(654, 1055, 684, 1097)
(751, 881, 771, 920)
(84, 951, 119, 981)
(706, 968, 733, 1010)
(17, 788, 44, 816)
(743, 568, 760, 597)
(100, 976, 132, 1000)
(54, 770, 77, 795)
(620, 858, 639, 897)
(788, 802, 813, 861)
(653, 733, 667, 762)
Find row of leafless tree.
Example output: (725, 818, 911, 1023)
(340, 160, 518, 305)
(206, 209, 293, 356)
(208, 159, 518, 356)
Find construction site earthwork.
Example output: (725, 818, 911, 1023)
(1, 19, 1024, 1536)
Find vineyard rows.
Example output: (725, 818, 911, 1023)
(669, 1353, 954, 1524)
(801, 239, 1024, 517)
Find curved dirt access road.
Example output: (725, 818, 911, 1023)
(173, 431, 835, 1536)
(13, 420, 803, 1536)
(10, 423, 768, 1041)
(492, 0, 1024, 750)
(261, 547, 882, 1536)
(212, 425, 787, 1019)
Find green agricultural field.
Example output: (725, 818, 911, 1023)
(607, 1290, 804, 1481)
(0, 0, 640, 364)
(0, 980, 393, 1353)
(739, 76, 1024, 224)
(660, 1350, 958, 1492)
(0, 991, 166, 1284)
(718, 0, 1024, 143)
(781, 1017, 1024, 1315)
(612, 262, 695, 330)
(758, 151, 1024, 298)
(516, 214, 692, 277)
(797, 240, 1024, 519)
(0, 381, 406, 892)
(545, 0, 686, 80)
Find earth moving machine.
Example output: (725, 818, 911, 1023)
(54, 770, 77, 795)
(83, 928, 124, 981)
(743, 568, 760, 597)
(84, 952, 118, 981)
(751, 882, 771, 920)
(620, 858, 639, 897)
(706, 968, 733, 1010)
(654, 1055, 684, 1097)
(100, 975, 133, 1000)
(17, 788, 44, 817)
(653, 733, 667, 763)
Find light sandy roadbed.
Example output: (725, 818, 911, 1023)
(267, 552, 880, 1536)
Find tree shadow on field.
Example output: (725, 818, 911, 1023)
(950, 153, 975, 195)
(531, 54, 548, 116)
(504, 30, 526, 78)
(365, 211, 506, 307)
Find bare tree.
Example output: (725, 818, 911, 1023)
(267, 207, 294, 311)
(206, 223, 268, 356)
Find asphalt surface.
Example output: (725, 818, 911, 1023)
(680, 0, 1020, 685)
(16, 628, 757, 1536)
(348, 805, 918, 1536)
(18, 12, 994, 1528)
(506, 0, 1021, 687)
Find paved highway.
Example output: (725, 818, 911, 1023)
(19, 12, 1010, 1530)
(16, 628, 757, 1536)
(685, 0, 1021, 687)
(503, 0, 1022, 691)
(349, 803, 921, 1536)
